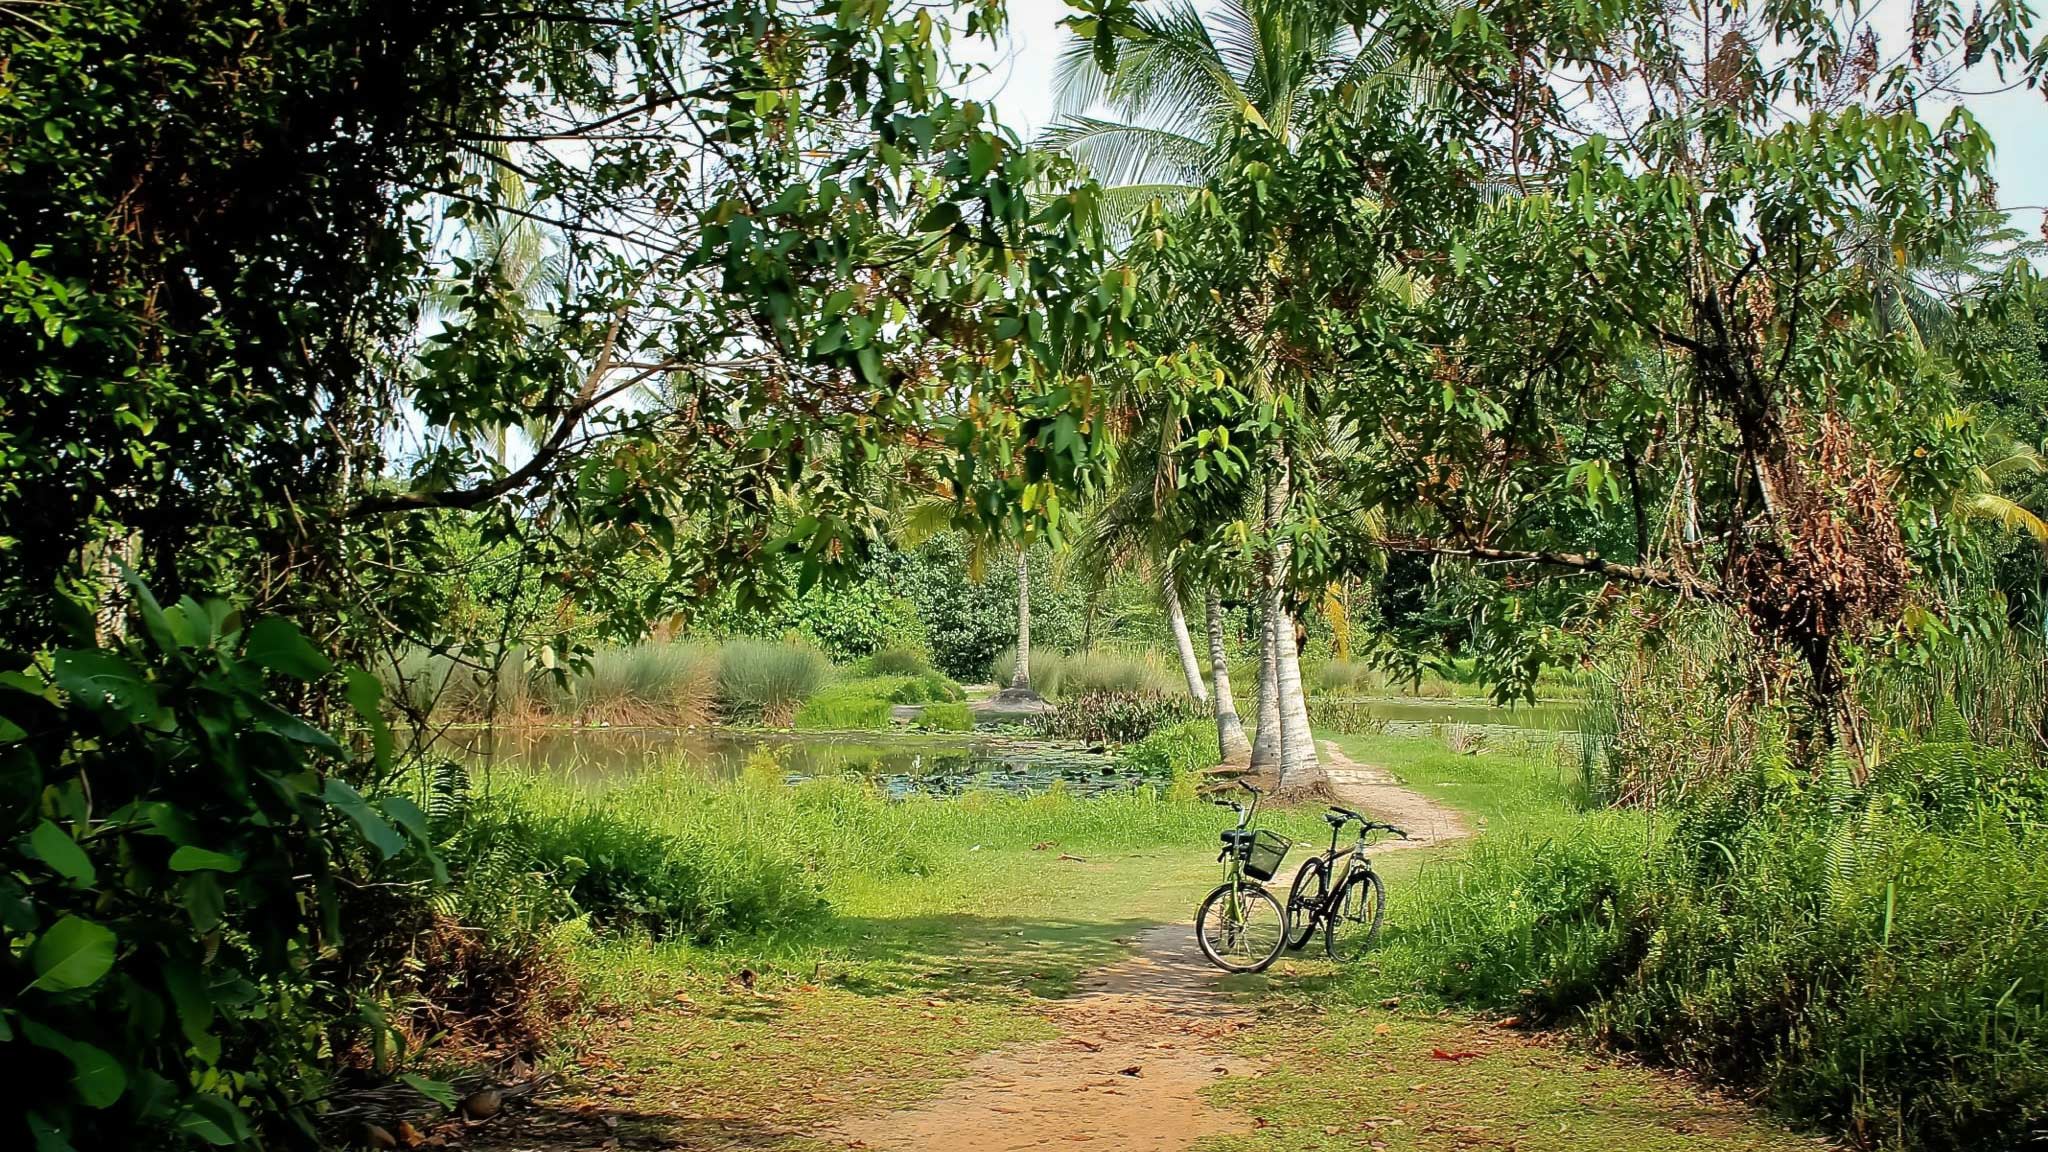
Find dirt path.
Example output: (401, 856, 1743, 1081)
(831, 746, 1467, 1152)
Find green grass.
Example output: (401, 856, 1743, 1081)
(716, 639, 832, 725)
(917, 701, 972, 731)
(455, 731, 1829, 1152)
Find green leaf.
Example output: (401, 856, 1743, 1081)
(322, 779, 404, 859)
(0, 713, 25, 742)
(30, 915, 118, 992)
(164, 961, 220, 1063)
(243, 617, 332, 680)
(345, 665, 392, 771)
(401, 1073, 459, 1110)
(168, 846, 242, 874)
(26, 820, 95, 886)
(51, 650, 156, 723)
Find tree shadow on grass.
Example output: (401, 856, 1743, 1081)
(814, 911, 1171, 1001)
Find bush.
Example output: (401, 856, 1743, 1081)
(0, 592, 436, 1149)
(918, 701, 974, 731)
(715, 639, 831, 725)
(447, 775, 830, 943)
(793, 682, 897, 730)
(1121, 719, 1221, 780)
(1040, 690, 1207, 744)
(862, 645, 934, 677)
(1374, 761, 2048, 1151)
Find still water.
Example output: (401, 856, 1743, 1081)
(435, 696, 1583, 799)
(438, 726, 1151, 798)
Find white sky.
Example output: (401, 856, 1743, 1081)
(956, 0, 2048, 233)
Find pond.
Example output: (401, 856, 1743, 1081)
(432, 695, 1586, 798)
(436, 726, 1154, 798)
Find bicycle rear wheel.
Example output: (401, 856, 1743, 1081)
(1283, 857, 1326, 950)
(1196, 882, 1288, 973)
(1325, 869, 1385, 961)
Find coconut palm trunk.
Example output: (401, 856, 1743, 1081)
(1011, 546, 1032, 693)
(1249, 593, 1281, 778)
(1255, 447, 1319, 791)
(1207, 587, 1252, 764)
(1164, 570, 1209, 705)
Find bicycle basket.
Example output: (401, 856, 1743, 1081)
(1242, 829, 1292, 881)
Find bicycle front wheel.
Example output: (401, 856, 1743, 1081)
(1196, 882, 1288, 973)
(1325, 869, 1386, 961)
(1283, 857, 1327, 950)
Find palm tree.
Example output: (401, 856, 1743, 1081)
(1051, 0, 1408, 789)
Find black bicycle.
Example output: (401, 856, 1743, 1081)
(1283, 805, 1406, 961)
(1194, 782, 1293, 973)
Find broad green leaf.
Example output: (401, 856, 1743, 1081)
(244, 617, 332, 680)
(26, 820, 95, 886)
(345, 665, 392, 770)
(168, 846, 242, 873)
(0, 713, 24, 741)
(401, 1073, 458, 1110)
(51, 650, 156, 723)
(30, 915, 117, 992)
(322, 779, 404, 859)
(164, 960, 220, 1063)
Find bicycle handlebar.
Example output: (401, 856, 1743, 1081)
(1326, 806, 1411, 839)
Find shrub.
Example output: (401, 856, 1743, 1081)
(918, 702, 974, 731)
(715, 639, 830, 725)
(1, 592, 436, 1149)
(1121, 719, 1221, 780)
(447, 779, 830, 943)
(862, 645, 934, 677)
(1306, 697, 1388, 735)
(1373, 763, 2048, 1152)
(793, 682, 897, 730)
(1040, 690, 1207, 744)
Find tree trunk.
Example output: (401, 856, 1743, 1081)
(1249, 463, 1282, 780)
(1207, 587, 1252, 765)
(1261, 446, 1320, 792)
(1164, 570, 1209, 705)
(1011, 546, 1032, 693)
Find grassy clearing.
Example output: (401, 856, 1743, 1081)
(455, 732, 1828, 1152)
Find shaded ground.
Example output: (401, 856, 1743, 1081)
(453, 739, 1820, 1152)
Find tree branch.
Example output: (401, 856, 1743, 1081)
(1379, 538, 1707, 595)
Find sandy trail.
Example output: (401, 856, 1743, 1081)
(830, 743, 1468, 1152)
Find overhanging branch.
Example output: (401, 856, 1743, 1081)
(1380, 538, 1707, 595)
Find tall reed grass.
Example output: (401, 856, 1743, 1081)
(990, 646, 1178, 698)
(714, 639, 832, 725)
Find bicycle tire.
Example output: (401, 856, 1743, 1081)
(1195, 881, 1288, 973)
(1325, 869, 1386, 961)
(1283, 857, 1327, 950)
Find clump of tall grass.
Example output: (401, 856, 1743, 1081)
(991, 646, 1177, 698)
(1311, 658, 1380, 695)
(385, 646, 523, 718)
(716, 639, 831, 725)
(534, 642, 717, 726)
